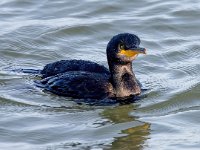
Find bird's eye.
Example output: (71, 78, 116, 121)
(119, 43, 125, 50)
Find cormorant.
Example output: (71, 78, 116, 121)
(35, 33, 146, 100)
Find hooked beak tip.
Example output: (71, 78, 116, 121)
(143, 48, 147, 54)
(135, 47, 147, 55)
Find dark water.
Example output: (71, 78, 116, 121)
(0, 0, 200, 149)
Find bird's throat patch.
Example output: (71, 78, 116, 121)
(119, 50, 139, 57)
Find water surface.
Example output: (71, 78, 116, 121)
(0, 0, 200, 149)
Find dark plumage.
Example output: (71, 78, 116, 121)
(41, 59, 110, 78)
(35, 33, 146, 100)
(37, 71, 112, 99)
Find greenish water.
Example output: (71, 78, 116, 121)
(0, 0, 200, 149)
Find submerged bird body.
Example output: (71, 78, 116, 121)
(37, 71, 112, 99)
(36, 33, 146, 100)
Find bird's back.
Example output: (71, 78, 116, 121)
(41, 60, 110, 78)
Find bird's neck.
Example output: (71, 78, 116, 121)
(109, 62, 141, 98)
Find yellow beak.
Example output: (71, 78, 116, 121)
(119, 47, 146, 57)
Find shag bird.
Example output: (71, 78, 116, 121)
(35, 33, 146, 100)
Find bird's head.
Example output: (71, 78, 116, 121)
(106, 33, 146, 64)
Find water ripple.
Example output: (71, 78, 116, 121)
(1, 0, 200, 149)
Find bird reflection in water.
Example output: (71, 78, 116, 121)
(101, 104, 150, 150)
